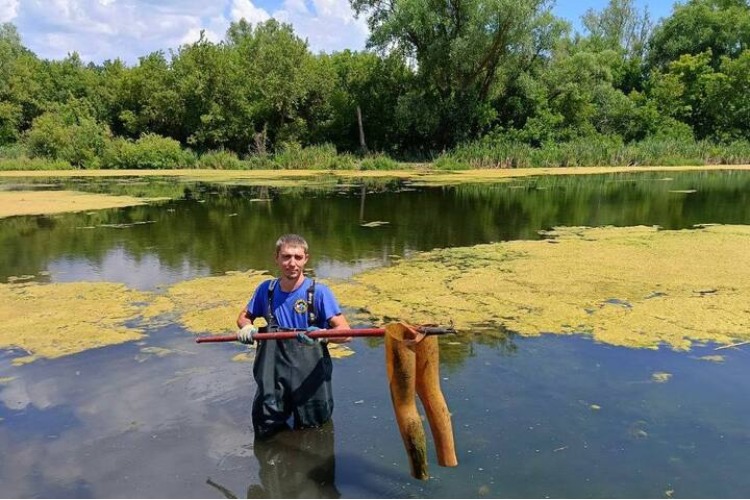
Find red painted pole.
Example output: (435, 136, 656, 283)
(195, 326, 455, 344)
(195, 328, 385, 343)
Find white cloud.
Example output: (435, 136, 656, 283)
(281, 0, 308, 16)
(13, 0, 211, 61)
(0, 375, 59, 411)
(10, 0, 368, 64)
(0, 0, 20, 22)
(179, 26, 223, 46)
(228, 0, 368, 54)
(274, 0, 368, 53)
(229, 0, 270, 24)
(312, 0, 351, 19)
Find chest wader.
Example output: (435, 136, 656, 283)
(251, 279, 334, 439)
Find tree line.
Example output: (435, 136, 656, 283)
(1, 0, 750, 169)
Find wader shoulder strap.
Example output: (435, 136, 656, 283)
(307, 279, 317, 325)
(266, 279, 278, 328)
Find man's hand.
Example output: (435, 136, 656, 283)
(296, 326, 323, 345)
(237, 324, 258, 344)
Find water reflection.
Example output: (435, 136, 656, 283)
(47, 246, 211, 290)
(207, 423, 340, 499)
(249, 424, 339, 499)
(2, 171, 750, 285)
(313, 257, 388, 280)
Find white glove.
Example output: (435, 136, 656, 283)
(237, 324, 258, 344)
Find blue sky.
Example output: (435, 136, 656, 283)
(554, 0, 675, 31)
(0, 0, 681, 64)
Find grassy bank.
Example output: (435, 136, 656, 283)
(0, 140, 401, 172)
(3, 136, 750, 172)
(435, 136, 750, 170)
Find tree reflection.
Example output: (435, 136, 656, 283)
(438, 326, 519, 371)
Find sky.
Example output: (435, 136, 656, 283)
(1, 0, 679, 65)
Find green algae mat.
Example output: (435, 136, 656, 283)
(333, 224, 750, 350)
(2, 224, 747, 364)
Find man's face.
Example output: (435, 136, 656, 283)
(275, 244, 309, 280)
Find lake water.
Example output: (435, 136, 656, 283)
(1, 170, 749, 498)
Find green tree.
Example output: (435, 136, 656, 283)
(580, 0, 653, 92)
(0, 23, 44, 144)
(507, 46, 640, 143)
(324, 50, 411, 153)
(96, 58, 137, 137)
(226, 19, 321, 151)
(647, 0, 750, 71)
(350, 0, 556, 149)
(170, 32, 253, 153)
(646, 51, 723, 139)
(110, 51, 182, 141)
(487, 12, 567, 136)
(294, 54, 339, 150)
(703, 49, 750, 140)
(35, 53, 107, 119)
(24, 99, 111, 168)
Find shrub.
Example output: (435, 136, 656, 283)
(197, 149, 243, 169)
(434, 156, 470, 170)
(716, 140, 750, 164)
(0, 142, 26, 159)
(273, 143, 356, 170)
(24, 109, 110, 169)
(359, 154, 401, 171)
(0, 157, 71, 171)
(435, 133, 723, 168)
(103, 134, 195, 169)
(244, 155, 275, 170)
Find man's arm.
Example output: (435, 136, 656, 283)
(237, 309, 255, 329)
(326, 313, 351, 343)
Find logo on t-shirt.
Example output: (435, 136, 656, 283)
(294, 299, 308, 315)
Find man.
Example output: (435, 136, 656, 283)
(236, 234, 351, 439)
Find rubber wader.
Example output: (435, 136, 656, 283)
(252, 279, 333, 439)
(385, 322, 458, 480)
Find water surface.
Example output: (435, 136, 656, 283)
(1, 170, 749, 497)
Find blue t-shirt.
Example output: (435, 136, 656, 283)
(245, 277, 342, 329)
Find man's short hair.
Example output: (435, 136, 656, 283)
(275, 234, 309, 255)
